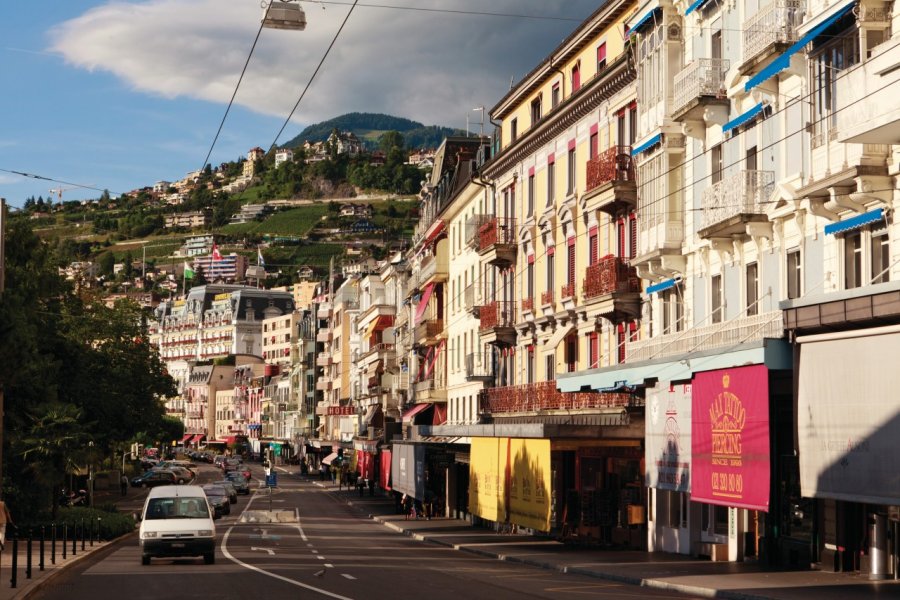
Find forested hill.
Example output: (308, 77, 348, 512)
(282, 112, 466, 150)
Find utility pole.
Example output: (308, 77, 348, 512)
(0, 198, 6, 488)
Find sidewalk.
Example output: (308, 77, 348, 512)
(310, 477, 900, 600)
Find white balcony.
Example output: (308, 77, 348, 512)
(672, 58, 730, 120)
(626, 311, 784, 362)
(316, 330, 332, 343)
(699, 170, 774, 237)
(741, 0, 805, 69)
(837, 37, 900, 145)
(316, 352, 332, 367)
(315, 379, 332, 391)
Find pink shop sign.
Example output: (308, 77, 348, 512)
(692, 365, 770, 512)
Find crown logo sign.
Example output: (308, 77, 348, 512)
(722, 373, 730, 389)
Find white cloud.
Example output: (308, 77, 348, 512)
(48, 0, 598, 132)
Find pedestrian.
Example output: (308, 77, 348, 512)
(401, 494, 410, 520)
(120, 473, 129, 496)
(0, 497, 13, 550)
(319, 462, 327, 481)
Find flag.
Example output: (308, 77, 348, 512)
(212, 243, 222, 261)
(183, 262, 195, 279)
(258, 247, 265, 267)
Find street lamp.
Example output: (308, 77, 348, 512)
(262, 0, 307, 30)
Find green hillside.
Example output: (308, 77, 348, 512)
(282, 112, 466, 150)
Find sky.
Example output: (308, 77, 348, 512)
(0, 0, 601, 208)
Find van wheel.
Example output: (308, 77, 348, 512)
(204, 553, 215, 565)
(178, 478, 185, 485)
(141, 555, 151, 565)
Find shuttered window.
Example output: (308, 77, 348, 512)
(617, 324, 626, 364)
(567, 237, 576, 286)
(588, 332, 599, 369)
(617, 219, 626, 257)
(588, 225, 599, 265)
(629, 214, 637, 258)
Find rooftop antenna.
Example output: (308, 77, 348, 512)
(509, 75, 515, 90)
(473, 106, 485, 138)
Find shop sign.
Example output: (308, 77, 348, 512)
(327, 406, 355, 416)
(692, 365, 770, 511)
(645, 383, 692, 492)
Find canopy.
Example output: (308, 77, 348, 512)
(181, 434, 193, 442)
(321, 452, 339, 466)
(414, 283, 435, 324)
(402, 403, 432, 423)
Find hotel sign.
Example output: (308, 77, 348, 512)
(692, 365, 770, 511)
(327, 406, 355, 416)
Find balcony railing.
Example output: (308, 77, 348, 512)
(541, 290, 554, 306)
(583, 256, 642, 299)
(521, 298, 534, 312)
(561, 283, 577, 300)
(415, 319, 444, 342)
(480, 381, 634, 414)
(672, 58, 730, 116)
(742, 0, 805, 65)
(479, 301, 516, 331)
(465, 352, 494, 381)
(626, 311, 783, 362)
(464, 284, 483, 314)
(465, 214, 494, 247)
(700, 170, 774, 231)
(585, 146, 635, 193)
(478, 217, 517, 251)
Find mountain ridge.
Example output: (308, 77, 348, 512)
(282, 112, 467, 150)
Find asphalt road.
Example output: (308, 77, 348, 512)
(34, 463, 701, 600)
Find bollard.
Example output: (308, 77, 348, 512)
(51, 523, 56, 565)
(72, 522, 76, 556)
(40, 526, 45, 571)
(10, 530, 18, 589)
(81, 519, 85, 551)
(89, 518, 93, 547)
(62, 524, 67, 560)
(26, 529, 32, 579)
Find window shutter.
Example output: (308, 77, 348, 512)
(617, 219, 626, 258)
(567, 237, 576, 286)
(572, 64, 581, 91)
(589, 332, 599, 369)
(597, 43, 607, 66)
(589, 225, 599, 265)
(617, 324, 626, 364)
(629, 214, 638, 258)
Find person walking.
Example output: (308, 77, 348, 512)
(120, 473, 129, 496)
(0, 497, 13, 550)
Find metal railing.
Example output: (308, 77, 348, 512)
(479, 301, 516, 331)
(743, 0, 805, 63)
(583, 256, 642, 299)
(700, 170, 774, 230)
(465, 352, 494, 380)
(478, 217, 517, 251)
(673, 58, 730, 115)
(585, 146, 635, 193)
(480, 381, 635, 413)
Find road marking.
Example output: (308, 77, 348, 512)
(307, 543, 313, 547)
(341, 574, 355, 580)
(222, 528, 352, 600)
(311, 550, 318, 553)
(251, 547, 275, 555)
(317, 555, 325, 560)
(325, 563, 333, 568)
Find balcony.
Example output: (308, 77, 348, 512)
(315, 379, 332, 392)
(465, 353, 494, 382)
(464, 284, 483, 317)
(316, 302, 332, 319)
(419, 241, 449, 286)
(477, 217, 517, 268)
(521, 298, 534, 313)
(626, 310, 783, 362)
(541, 290, 554, 309)
(316, 330, 332, 343)
(671, 58, 730, 122)
(414, 318, 443, 345)
(479, 300, 516, 346)
(582, 146, 636, 216)
(465, 214, 493, 248)
(739, 0, 805, 73)
(316, 352, 332, 367)
(561, 283, 577, 304)
(414, 378, 447, 402)
(698, 170, 774, 238)
(480, 381, 634, 414)
(836, 37, 900, 145)
(582, 256, 643, 324)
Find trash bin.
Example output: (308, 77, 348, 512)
(870, 513, 888, 580)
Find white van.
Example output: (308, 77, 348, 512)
(139, 485, 216, 565)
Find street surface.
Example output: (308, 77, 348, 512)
(34, 462, 701, 600)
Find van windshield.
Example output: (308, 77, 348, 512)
(145, 497, 210, 520)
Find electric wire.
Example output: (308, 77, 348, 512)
(304, 1, 586, 21)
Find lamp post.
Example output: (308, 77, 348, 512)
(87, 441, 94, 508)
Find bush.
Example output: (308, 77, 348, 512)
(53, 507, 136, 540)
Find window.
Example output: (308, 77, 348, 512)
(551, 83, 561, 109)
(526, 258, 534, 301)
(597, 42, 607, 71)
(702, 504, 729, 539)
(546, 247, 555, 297)
(545, 354, 555, 381)
(746, 262, 759, 316)
(711, 274, 723, 323)
(661, 285, 684, 334)
(571, 63, 581, 91)
(547, 159, 555, 207)
(588, 332, 599, 369)
(566, 237, 576, 287)
(527, 345, 535, 383)
(629, 104, 637, 145)
(588, 227, 599, 265)
(629, 214, 638, 258)
(872, 228, 890, 284)
(746, 145, 758, 173)
(565, 334, 577, 373)
(844, 231, 862, 289)
(527, 173, 535, 216)
(787, 249, 802, 299)
(567, 147, 576, 195)
(510, 118, 518, 142)
(530, 97, 542, 125)
(589, 132, 599, 160)
(617, 324, 626, 363)
(711, 144, 723, 185)
(810, 16, 859, 145)
(617, 109, 627, 147)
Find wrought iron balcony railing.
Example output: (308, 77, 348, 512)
(700, 170, 774, 230)
(743, 0, 805, 64)
(672, 58, 730, 116)
(479, 301, 516, 331)
(583, 256, 642, 299)
(585, 146, 635, 193)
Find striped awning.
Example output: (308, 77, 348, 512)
(722, 103, 765, 134)
(647, 278, 678, 294)
(631, 133, 662, 156)
(824, 208, 885, 235)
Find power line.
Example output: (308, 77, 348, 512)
(304, 1, 585, 21)
(0, 169, 114, 197)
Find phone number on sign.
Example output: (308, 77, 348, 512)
(711, 472, 743, 495)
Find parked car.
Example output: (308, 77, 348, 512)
(202, 485, 231, 517)
(131, 470, 177, 488)
(162, 466, 195, 484)
(213, 480, 238, 504)
(224, 473, 250, 494)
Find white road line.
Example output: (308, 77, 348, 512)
(325, 563, 334, 568)
(317, 555, 326, 560)
(341, 574, 356, 580)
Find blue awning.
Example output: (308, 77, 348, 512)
(627, 8, 660, 37)
(631, 133, 662, 156)
(722, 102, 765, 134)
(646, 278, 678, 294)
(824, 208, 884, 235)
(685, 0, 711, 15)
(745, 2, 855, 92)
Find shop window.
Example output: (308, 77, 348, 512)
(702, 504, 729, 540)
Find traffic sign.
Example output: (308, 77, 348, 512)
(265, 473, 278, 487)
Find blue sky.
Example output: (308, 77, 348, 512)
(0, 1, 600, 208)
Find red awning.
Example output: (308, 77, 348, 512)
(380, 450, 392, 491)
(191, 434, 206, 443)
(424, 339, 445, 380)
(432, 403, 447, 426)
(423, 219, 446, 247)
(223, 436, 236, 444)
(181, 434, 192, 442)
(402, 403, 432, 423)
(414, 283, 435, 324)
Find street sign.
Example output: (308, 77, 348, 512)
(266, 473, 277, 487)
